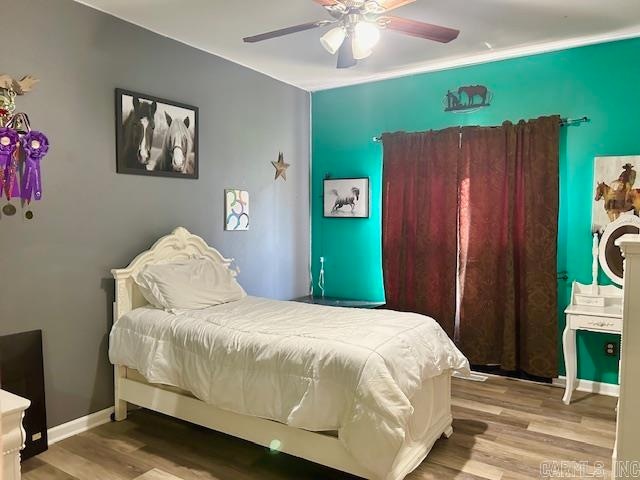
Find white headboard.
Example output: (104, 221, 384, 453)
(111, 227, 237, 321)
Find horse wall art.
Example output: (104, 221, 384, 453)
(121, 97, 156, 169)
(115, 89, 199, 179)
(444, 85, 492, 112)
(323, 177, 370, 218)
(593, 156, 640, 232)
(156, 112, 195, 175)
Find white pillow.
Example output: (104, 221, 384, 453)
(134, 258, 246, 311)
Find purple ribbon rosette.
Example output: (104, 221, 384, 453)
(21, 131, 49, 202)
(0, 127, 20, 199)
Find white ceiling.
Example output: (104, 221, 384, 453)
(76, 0, 640, 91)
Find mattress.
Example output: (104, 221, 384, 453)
(109, 296, 469, 478)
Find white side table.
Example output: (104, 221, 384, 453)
(562, 282, 622, 405)
(1, 389, 31, 480)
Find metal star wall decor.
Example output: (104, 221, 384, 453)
(271, 152, 290, 181)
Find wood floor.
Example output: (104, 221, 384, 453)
(22, 376, 617, 480)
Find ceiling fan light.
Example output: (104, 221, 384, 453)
(354, 21, 380, 52)
(320, 27, 346, 55)
(352, 43, 373, 60)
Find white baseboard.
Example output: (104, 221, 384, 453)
(553, 376, 619, 397)
(47, 406, 114, 445)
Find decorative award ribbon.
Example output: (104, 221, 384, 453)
(0, 127, 19, 199)
(21, 131, 49, 203)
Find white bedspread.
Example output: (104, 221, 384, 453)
(109, 296, 469, 478)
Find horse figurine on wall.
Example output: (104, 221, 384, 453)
(157, 112, 194, 174)
(121, 97, 157, 170)
(0, 75, 39, 96)
(1, 75, 40, 128)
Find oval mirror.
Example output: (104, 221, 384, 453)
(599, 212, 640, 285)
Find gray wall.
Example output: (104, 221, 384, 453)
(0, 0, 310, 427)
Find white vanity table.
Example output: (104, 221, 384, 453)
(562, 213, 640, 405)
(562, 283, 622, 404)
(1, 389, 31, 480)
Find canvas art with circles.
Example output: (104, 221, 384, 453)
(225, 189, 250, 231)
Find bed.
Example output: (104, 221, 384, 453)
(109, 227, 469, 480)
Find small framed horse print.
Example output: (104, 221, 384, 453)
(115, 88, 198, 179)
(323, 177, 370, 218)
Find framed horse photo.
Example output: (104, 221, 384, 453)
(592, 155, 640, 232)
(323, 177, 370, 218)
(115, 88, 198, 179)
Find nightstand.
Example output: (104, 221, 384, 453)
(1, 389, 30, 480)
(293, 295, 385, 309)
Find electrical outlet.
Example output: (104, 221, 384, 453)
(605, 342, 617, 357)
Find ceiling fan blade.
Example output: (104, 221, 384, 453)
(379, 0, 416, 12)
(337, 36, 357, 69)
(313, 0, 339, 5)
(243, 21, 330, 43)
(383, 15, 459, 43)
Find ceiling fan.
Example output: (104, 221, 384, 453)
(243, 0, 459, 69)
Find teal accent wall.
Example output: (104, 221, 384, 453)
(312, 38, 640, 384)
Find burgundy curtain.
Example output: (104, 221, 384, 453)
(381, 129, 460, 337)
(457, 116, 560, 378)
(382, 116, 559, 379)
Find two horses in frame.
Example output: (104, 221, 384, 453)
(116, 89, 198, 179)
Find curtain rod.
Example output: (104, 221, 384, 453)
(371, 116, 590, 143)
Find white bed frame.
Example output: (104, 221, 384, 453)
(111, 227, 454, 480)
